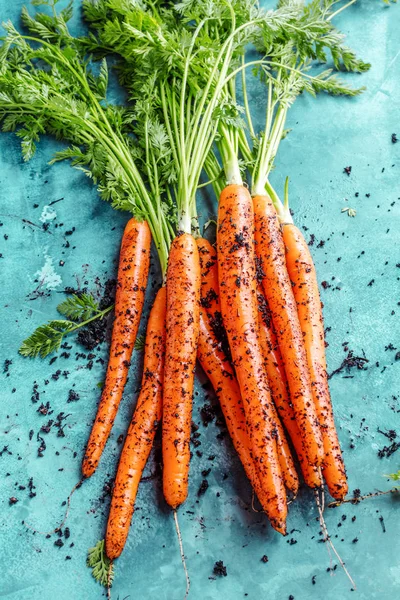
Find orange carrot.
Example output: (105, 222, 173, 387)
(82, 218, 151, 478)
(253, 194, 324, 468)
(198, 313, 268, 505)
(269, 400, 299, 496)
(197, 238, 220, 317)
(162, 233, 200, 508)
(257, 290, 322, 489)
(197, 237, 231, 361)
(106, 286, 166, 560)
(218, 184, 287, 534)
(197, 238, 298, 497)
(283, 223, 347, 500)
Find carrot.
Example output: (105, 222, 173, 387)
(197, 238, 220, 317)
(217, 184, 287, 534)
(162, 233, 201, 509)
(257, 290, 322, 489)
(105, 286, 166, 560)
(282, 223, 348, 500)
(269, 401, 299, 495)
(196, 237, 231, 361)
(197, 238, 298, 498)
(198, 312, 268, 505)
(253, 194, 324, 468)
(82, 218, 151, 478)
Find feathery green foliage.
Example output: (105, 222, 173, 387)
(0, 4, 173, 273)
(19, 293, 113, 358)
(386, 470, 400, 481)
(57, 293, 100, 321)
(87, 539, 114, 588)
(82, 0, 323, 223)
(243, 0, 370, 194)
(81, 0, 369, 196)
(19, 320, 77, 358)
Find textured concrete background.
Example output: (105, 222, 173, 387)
(0, 2, 400, 599)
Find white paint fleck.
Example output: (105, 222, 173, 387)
(34, 251, 62, 290)
(39, 205, 57, 223)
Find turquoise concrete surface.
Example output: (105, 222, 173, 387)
(1, 2, 400, 599)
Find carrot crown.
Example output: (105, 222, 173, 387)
(265, 177, 293, 225)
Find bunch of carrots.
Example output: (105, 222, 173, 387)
(0, 0, 371, 591)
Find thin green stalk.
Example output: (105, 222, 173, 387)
(185, 17, 262, 196)
(67, 305, 114, 333)
(241, 54, 255, 139)
(218, 121, 242, 185)
(265, 178, 292, 224)
(197, 174, 221, 189)
(251, 79, 274, 192)
(160, 85, 179, 168)
(238, 128, 253, 164)
(175, 18, 208, 231)
(328, 0, 357, 21)
(222, 59, 272, 88)
(252, 104, 286, 195)
(204, 151, 225, 199)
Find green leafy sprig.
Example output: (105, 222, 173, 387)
(57, 293, 101, 321)
(87, 539, 114, 588)
(386, 470, 400, 482)
(19, 293, 113, 358)
(246, 0, 371, 195)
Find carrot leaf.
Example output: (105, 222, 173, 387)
(19, 300, 114, 359)
(0, 3, 174, 276)
(57, 293, 100, 321)
(134, 334, 146, 351)
(385, 470, 400, 481)
(87, 539, 114, 588)
(19, 320, 76, 358)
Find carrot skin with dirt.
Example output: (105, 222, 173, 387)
(197, 237, 297, 499)
(82, 218, 151, 478)
(198, 313, 272, 506)
(196, 237, 231, 361)
(269, 399, 299, 495)
(283, 223, 347, 499)
(197, 238, 220, 317)
(106, 286, 166, 560)
(162, 233, 200, 509)
(253, 194, 324, 468)
(218, 185, 287, 534)
(257, 291, 322, 489)
(197, 237, 285, 505)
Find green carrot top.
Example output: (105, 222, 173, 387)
(195, 0, 371, 196)
(81, 0, 321, 228)
(0, 1, 175, 275)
